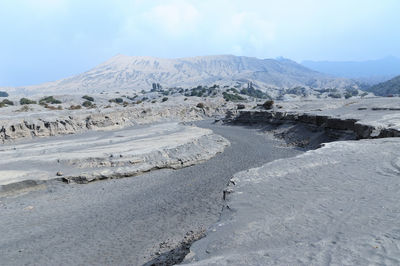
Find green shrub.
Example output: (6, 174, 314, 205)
(82, 100, 93, 107)
(82, 95, 94, 102)
(2, 99, 14, 106)
(20, 98, 37, 105)
(162, 97, 168, 102)
(109, 98, 123, 104)
(39, 96, 61, 105)
(222, 92, 245, 101)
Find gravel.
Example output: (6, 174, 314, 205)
(0, 120, 301, 265)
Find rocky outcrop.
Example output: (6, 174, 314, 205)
(0, 122, 230, 188)
(231, 110, 400, 139)
(62, 133, 229, 184)
(0, 104, 226, 143)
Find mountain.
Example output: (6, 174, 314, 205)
(6, 55, 352, 96)
(302, 56, 400, 84)
(367, 75, 400, 96)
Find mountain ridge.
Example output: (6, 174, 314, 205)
(302, 56, 400, 83)
(4, 55, 353, 96)
(367, 75, 400, 96)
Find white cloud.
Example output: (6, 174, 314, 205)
(142, 0, 201, 36)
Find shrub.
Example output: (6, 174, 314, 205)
(0, 91, 9, 97)
(2, 99, 14, 106)
(109, 98, 123, 104)
(162, 97, 168, 102)
(222, 92, 245, 101)
(151, 100, 157, 103)
(196, 102, 205, 108)
(82, 101, 93, 108)
(262, 100, 274, 110)
(82, 95, 94, 102)
(39, 96, 61, 105)
(20, 98, 37, 105)
(184, 98, 188, 101)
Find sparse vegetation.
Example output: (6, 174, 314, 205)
(328, 93, 342, 99)
(162, 97, 168, 102)
(82, 95, 94, 102)
(262, 100, 274, 110)
(240, 83, 270, 99)
(68, 105, 82, 110)
(285, 87, 307, 97)
(109, 98, 123, 104)
(82, 100, 94, 108)
(20, 98, 37, 105)
(39, 96, 62, 105)
(1, 99, 14, 106)
(222, 92, 245, 101)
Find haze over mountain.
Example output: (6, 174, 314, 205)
(302, 56, 400, 84)
(5, 55, 352, 96)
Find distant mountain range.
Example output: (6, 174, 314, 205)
(367, 75, 400, 96)
(4, 55, 353, 96)
(302, 56, 400, 84)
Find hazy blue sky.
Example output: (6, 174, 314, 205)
(1, 0, 400, 86)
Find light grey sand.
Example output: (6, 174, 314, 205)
(0, 120, 301, 265)
(184, 100, 400, 265)
(0, 122, 228, 186)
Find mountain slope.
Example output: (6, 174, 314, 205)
(10, 55, 352, 96)
(368, 75, 400, 96)
(302, 56, 400, 83)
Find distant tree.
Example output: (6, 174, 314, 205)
(0, 91, 9, 97)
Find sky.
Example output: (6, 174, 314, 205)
(1, 0, 400, 86)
